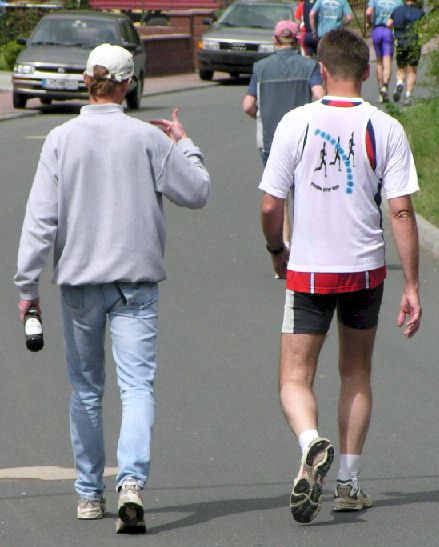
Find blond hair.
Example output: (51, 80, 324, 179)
(88, 65, 119, 97)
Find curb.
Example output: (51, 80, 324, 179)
(0, 80, 218, 123)
(416, 214, 439, 258)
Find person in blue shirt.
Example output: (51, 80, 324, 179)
(387, 0, 425, 105)
(309, 0, 353, 40)
(366, 0, 403, 102)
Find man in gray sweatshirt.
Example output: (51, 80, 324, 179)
(14, 43, 210, 533)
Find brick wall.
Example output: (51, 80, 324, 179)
(142, 34, 193, 76)
(138, 9, 214, 75)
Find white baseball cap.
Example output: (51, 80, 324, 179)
(85, 43, 134, 82)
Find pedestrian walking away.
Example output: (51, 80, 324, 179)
(309, 0, 353, 41)
(14, 43, 210, 534)
(295, 0, 320, 58)
(387, 0, 425, 105)
(242, 20, 324, 256)
(366, 0, 403, 103)
(259, 28, 421, 525)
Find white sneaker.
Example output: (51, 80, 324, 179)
(333, 479, 373, 511)
(77, 498, 106, 519)
(290, 437, 334, 524)
(116, 479, 146, 533)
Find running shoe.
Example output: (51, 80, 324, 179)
(379, 88, 389, 103)
(290, 437, 334, 525)
(404, 95, 414, 106)
(393, 83, 404, 103)
(116, 479, 146, 534)
(77, 498, 106, 519)
(333, 479, 373, 511)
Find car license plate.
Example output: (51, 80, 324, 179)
(41, 78, 78, 90)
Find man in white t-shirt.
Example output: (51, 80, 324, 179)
(259, 28, 421, 525)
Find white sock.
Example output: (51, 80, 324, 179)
(405, 91, 411, 98)
(298, 429, 319, 455)
(337, 454, 361, 485)
(396, 80, 404, 88)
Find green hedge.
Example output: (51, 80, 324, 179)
(0, 40, 23, 70)
(387, 98, 439, 227)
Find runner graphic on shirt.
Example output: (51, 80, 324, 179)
(348, 131, 355, 166)
(329, 136, 342, 171)
(313, 128, 356, 194)
(314, 141, 328, 177)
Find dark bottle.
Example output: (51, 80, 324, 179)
(24, 307, 44, 352)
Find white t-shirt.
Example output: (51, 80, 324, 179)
(259, 97, 419, 274)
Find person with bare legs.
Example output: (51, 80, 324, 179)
(366, 0, 402, 103)
(387, 0, 425, 105)
(260, 29, 421, 525)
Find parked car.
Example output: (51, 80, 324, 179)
(197, 0, 295, 80)
(12, 10, 146, 109)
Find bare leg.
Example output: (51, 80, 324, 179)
(338, 324, 377, 454)
(281, 333, 335, 524)
(279, 333, 326, 437)
(406, 65, 418, 93)
(375, 57, 383, 87)
(382, 55, 392, 86)
(396, 66, 406, 85)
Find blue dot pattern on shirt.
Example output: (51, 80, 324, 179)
(315, 128, 354, 194)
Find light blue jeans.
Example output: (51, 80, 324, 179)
(60, 282, 159, 500)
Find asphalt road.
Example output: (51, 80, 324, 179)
(1, 77, 438, 547)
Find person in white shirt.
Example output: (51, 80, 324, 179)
(260, 28, 421, 525)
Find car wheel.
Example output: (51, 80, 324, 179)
(13, 93, 27, 109)
(126, 74, 144, 110)
(229, 72, 240, 78)
(199, 69, 214, 81)
(40, 97, 52, 105)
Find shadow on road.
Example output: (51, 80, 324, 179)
(215, 76, 251, 86)
(145, 494, 288, 534)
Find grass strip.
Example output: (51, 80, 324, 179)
(387, 97, 439, 227)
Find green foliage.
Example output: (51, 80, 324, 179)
(396, 97, 439, 226)
(384, 102, 403, 120)
(0, 9, 41, 47)
(419, 1, 439, 91)
(0, 40, 23, 70)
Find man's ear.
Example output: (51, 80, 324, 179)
(362, 64, 371, 82)
(319, 62, 327, 82)
(83, 73, 91, 89)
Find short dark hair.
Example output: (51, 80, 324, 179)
(317, 29, 370, 81)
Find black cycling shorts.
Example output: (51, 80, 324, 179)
(396, 43, 422, 67)
(282, 283, 384, 334)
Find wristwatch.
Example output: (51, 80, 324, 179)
(266, 242, 285, 255)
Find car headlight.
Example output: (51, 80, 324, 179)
(14, 64, 35, 74)
(259, 44, 275, 53)
(201, 39, 220, 50)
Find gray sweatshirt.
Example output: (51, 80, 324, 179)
(15, 104, 210, 300)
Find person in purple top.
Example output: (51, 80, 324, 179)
(387, 0, 425, 105)
(366, 0, 403, 103)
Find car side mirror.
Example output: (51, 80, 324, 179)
(122, 41, 138, 51)
(203, 17, 214, 26)
(16, 37, 27, 46)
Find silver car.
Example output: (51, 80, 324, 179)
(12, 11, 146, 109)
(197, 0, 295, 80)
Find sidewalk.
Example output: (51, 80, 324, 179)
(0, 71, 218, 120)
